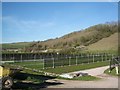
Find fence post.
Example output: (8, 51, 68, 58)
(34, 54, 36, 61)
(93, 54, 94, 63)
(43, 59, 45, 69)
(21, 54, 22, 62)
(4, 54, 6, 61)
(26, 53, 28, 60)
(102, 54, 103, 62)
(76, 56, 78, 65)
(106, 53, 107, 61)
(52, 57, 55, 68)
(13, 54, 15, 62)
(81, 53, 82, 57)
(69, 57, 71, 66)
(88, 54, 89, 64)
(66, 55, 68, 66)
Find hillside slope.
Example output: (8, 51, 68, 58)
(87, 33, 118, 51)
(2, 42, 33, 49)
(25, 22, 118, 52)
(2, 22, 118, 53)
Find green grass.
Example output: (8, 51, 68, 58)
(104, 68, 119, 76)
(44, 61, 109, 74)
(14, 61, 42, 65)
(20, 68, 99, 81)
(26, 76, 43, 83)
(3, 62, 104, 87)
(8, 60, 109, 74)
(2, 42, 32, 49)
(57, 75, 100, 81)
(9, 61, 44, 69)
(73, 75, 99, 81)
(16, 68, 99, 81)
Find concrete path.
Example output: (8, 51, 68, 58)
(72, 66, 109, 76)
(46, 66, 118, 88)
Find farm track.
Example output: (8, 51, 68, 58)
(46, 66, 118, 88)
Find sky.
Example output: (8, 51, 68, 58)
(2, 2, 118, 43)
(2, 0, 120, 2)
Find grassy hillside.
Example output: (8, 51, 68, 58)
(2, 22, 118, 53)
(87, 33, 118, 51)
(25, 22, 118, 52)
(2, 42, 33, 49)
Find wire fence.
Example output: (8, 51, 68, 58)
(44, 53, 116, 69)
(2, 53, 117, 69)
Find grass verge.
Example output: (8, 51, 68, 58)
(104, 68, 119, 76)
(57, 75, 100, 81)
(44, 61, 109, 74)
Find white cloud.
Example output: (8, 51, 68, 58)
(2, 16, 56, 32)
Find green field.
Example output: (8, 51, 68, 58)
(44, 61, 109, 74)
(2, 42, 32, 49)
(11, 61, 44, 69)
(4, 60, 111, 82)
(9, 60, 109, 74)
